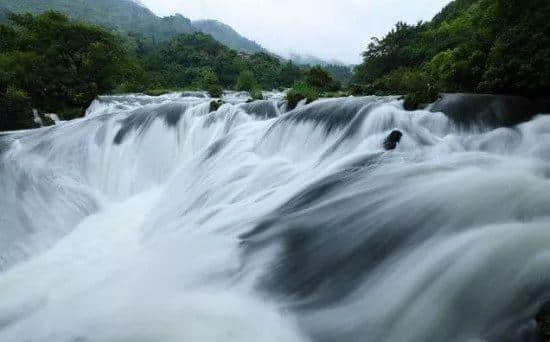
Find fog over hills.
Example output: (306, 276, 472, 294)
(192, 19, 265, 54)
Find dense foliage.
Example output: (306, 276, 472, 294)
(0, 12, 309, 130)
(129, 33, 303, 94)
(285, 67, 341, 110)
(236, 70, 263, 100)
(0, 0, 266, 55)
(351, 0, 550, 107)
(322, 64, 353, 86)
(0, 11, 130, 129)
(287, 54, 354, 85)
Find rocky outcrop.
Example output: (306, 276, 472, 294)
(239, 100, 279, 119)
(431, 93, 550, 128)
(209, 100, 223, 113)
(383, 130, 403, 150)
(537, 303, 550, 341)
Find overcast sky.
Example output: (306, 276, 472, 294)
(140, 0, 451, 64)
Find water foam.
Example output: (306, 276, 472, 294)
(0, 91, 549, 341)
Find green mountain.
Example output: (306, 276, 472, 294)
(0, 0, 194, 37)
(286, 54, 353, 85)
(287, 53, 347, 67)
(0, 0, 265, 53)
(192, 19, 265, 54)
(352, 0, 550, 106)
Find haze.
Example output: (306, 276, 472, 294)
(140, 0, 451, 64)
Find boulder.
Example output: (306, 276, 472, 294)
(537, 303, 550, 341)
(431, 93, 550, 128)
(383, 130, 403, 150)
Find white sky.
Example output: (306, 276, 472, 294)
(140, 0, 451, 64)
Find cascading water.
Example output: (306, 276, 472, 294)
(0, 91, 549, 342)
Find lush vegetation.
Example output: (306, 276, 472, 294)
(321, 64, 353, 85)
(0, 0, 266, 54)
(0, 0, 357, 130)
(236, 70, 263, 100)
(285, 67, 342, 110)
(128, 32, 303, 94)
(1, 11, 130, 129)
(351, 0, 550, 108)
(287, 54, 354, 85)
(6, 0, 545, 129)
(0, 11, 309, 130)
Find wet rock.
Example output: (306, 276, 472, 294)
(431, 93, 550, 128)
(209, 100, 223, 113)
(537, 303, 550, 341)
(239, 100, 279, 119)
(383, 130, 403, 150)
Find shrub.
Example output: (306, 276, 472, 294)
(305, 66, 340, 92)
(379, 68, 441, 110)
(348, 83, 375, 96)
(206, 84, 223, 98)
(196, 68, 223, 98)
(403, 83, 441, 110)
(286, 81, 319, 110)
(0, 87, 37, 131)
(143, 89, 177, 96)
(58, 107, 86, 120)
(235, 70, 258, 92)
(250, 88, 264, 101)
(40, 114, 56, 127)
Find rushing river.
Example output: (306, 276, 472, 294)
(0, 91, 549, 342)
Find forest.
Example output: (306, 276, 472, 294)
(2, 0, 550, 130)
(0, 11, 310, 130)
(351, 0, 550, 109)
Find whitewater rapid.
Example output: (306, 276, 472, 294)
(0, 91, 549, 341)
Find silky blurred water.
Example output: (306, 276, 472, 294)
(0, 91, 549, 341)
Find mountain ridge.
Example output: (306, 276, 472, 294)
(0, 0, 265, 54)
(192, 19, 265, 54)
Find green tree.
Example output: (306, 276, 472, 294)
(0, 11, 131, 122)
(351, 0, 550, 103)
(235, 70, 258, 92)
(285, 81, 319, 110)
(279, 61, 303, 88)
(196, 68, 223, 97)
(0, 86, 36, 131)
(305, 66, 339, 92)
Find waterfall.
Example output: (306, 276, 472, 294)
(0, 91, 549, 341)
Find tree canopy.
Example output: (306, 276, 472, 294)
(351, 0, 550, 105)
(0, 11, 130, 129)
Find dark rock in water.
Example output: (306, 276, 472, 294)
(431, 93, 550, 128)
(383, 130, 403, 150)
(279, 97, 387, 135)
(239, 100, 279, 119)
(537, 303, 550, 341)
(113, 102, 188, 145)
(209, 100, 223, 113)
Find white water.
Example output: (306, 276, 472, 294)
(0, 92, 549, 341)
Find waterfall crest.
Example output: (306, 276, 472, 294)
(1, 92, 549, 341)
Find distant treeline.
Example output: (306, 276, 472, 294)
(349, 0, 550, 109)
(0, 11, 345, 131)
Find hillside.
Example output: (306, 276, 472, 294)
(0, 0, 264, 53)
(0, 0, 194, 37)
(0, 11, 306, 130)
(287, 53, 346, 67)
(192, 19, 265, 54)
(286, 54, 353, 85)
(351, 0, 550, 107)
